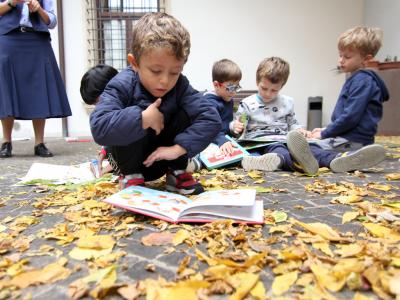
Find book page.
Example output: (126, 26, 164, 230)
(103, 186, 194, 222)
(18, 162, 95, 185)
(179, 189, 256, 216)
(179, 198, 263, 223)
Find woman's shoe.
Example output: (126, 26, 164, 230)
(34, 143, 53, 157)
(0, 142, 12, 158)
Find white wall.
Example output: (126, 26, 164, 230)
(7, 1, 399, 138)
(364, 0, 400, 62)
(168, 0, 364, 127)
(61, 0, 91, 137)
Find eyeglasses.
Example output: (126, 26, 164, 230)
(218, 83, 242, 93)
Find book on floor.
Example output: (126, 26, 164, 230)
(103, 186, 263, 224)
(199, 135, 250, 169)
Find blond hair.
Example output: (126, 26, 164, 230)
(338, 26, 383, 57)
(212, 59, 242, 82)
(256, 57, 290, 86)
(130, 12, 191, 63)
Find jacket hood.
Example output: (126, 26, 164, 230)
(360, 69, 390, 102)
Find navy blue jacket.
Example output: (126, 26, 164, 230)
(204, 92, 234, 146)
(0, 0, 49, 35)
(90, 68, 222, 158)
(321, 69, 389, 145)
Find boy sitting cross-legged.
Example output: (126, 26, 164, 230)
(311, 26, 389, 153)
(90, 12, 221, 194)
(236, 57, 386, 175)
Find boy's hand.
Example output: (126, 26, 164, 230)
(311, 131, 322, 139)
(220, 141, 236, 156)
(142, 98, 164, 135)
(143, 144, 186, 167)
(233, 120, 244, 134)
(311, 127, 323, 139)
(297, 128, 312, 138)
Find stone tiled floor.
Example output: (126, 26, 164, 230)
(0, 138, 399, 299)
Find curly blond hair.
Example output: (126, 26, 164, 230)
(338, 26, 383, 57)
(131, 12, 191, 63)
(256, 57, 290, 86)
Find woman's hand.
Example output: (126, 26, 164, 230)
(27, 0, 41, 13)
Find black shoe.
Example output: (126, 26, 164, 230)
(0, 142, 12, 158)
(34, 143, 53, 157)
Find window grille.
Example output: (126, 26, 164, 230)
(85, 0, 164, 70)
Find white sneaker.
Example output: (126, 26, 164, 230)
(286, 130, 319, 175)
(186, 156, 202, 173)
(241, 153, 282, 171)
(330, 144, 386, 172)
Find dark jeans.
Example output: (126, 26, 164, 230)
(261, 142, 338, 171)
(111, 110, 190, 181)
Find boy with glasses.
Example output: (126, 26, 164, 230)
(186, 59, 242, 172)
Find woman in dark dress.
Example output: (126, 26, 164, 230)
(0, 0, 71, 157)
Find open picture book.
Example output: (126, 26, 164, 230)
(199, 135, 249, 169)
(103, 186, 264, 224)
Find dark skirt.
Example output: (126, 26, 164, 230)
(0, 31, 72, 120)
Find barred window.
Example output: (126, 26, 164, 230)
(85, 0, 165, 70)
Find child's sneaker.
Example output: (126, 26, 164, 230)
(186, 156, 202, 173)
(166, 170, 204, 195)
(286, 130, 319, 175)
(241, 153, 282, 171)
(330, 144, 386, 172)
(119, 174, 145, 190)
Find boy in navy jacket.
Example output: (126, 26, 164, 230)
(311, 26, 389, 151)
(90, 13, 221, 195)
(205, 59, 243, 154)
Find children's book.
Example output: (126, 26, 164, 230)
(18, 162, 95, 185)
(199, 135, 249, 169)
(103, 186, 263, 224)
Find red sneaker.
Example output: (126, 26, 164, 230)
(166, 170, 204, 195)
(119, 174, 145, 190)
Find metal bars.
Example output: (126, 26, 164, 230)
(85, 0, 164, 70)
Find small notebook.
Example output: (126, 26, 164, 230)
(103, 186, 263, 224)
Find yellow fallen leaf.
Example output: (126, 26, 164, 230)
(386, 173, 400, 181)
(250, 281, 266, 300)
(227, 272, 259, 300)
(391, 257, 400, 267)
(9, 259, 71, 288)
(335, 243, 364, 258)
(353, 292, 375, 300)
(331, 195, 363, 204)
(368, 184, 391, 192)
(389, 275, 400, 295)
(363, 223, 400, 241)
(247, 170, 263, 179)
(312, 242, 334, 257)
(310, 261, 346, 292)
(342, 211, 360, 224)
(76, 235, 115, 250)
(271, 271, 298, 296)
(172, 229, 190, 246)
(163, 280, 210, 300)
(69, 247, 113, 260)
(292, 219, 349, 242)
